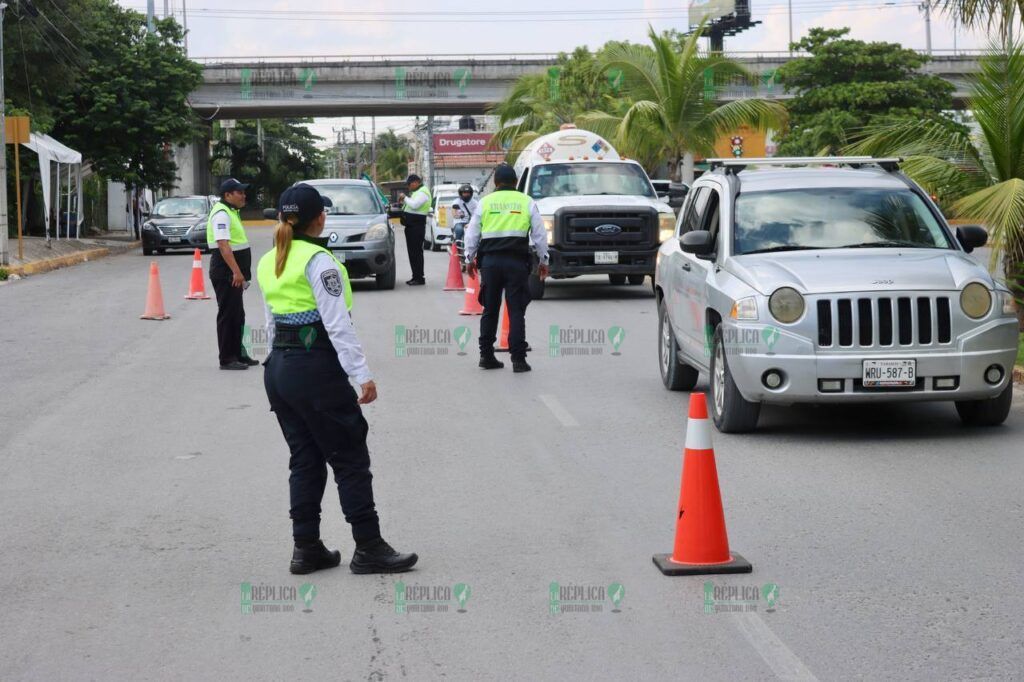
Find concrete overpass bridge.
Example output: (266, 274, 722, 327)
(177, 50, 984, 193)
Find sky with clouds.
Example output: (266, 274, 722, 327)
(119, 1, 998, 143)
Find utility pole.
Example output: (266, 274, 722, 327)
(920, 2, 932, 58)
(163, 0, 169, 17)
(147, 0, 155, 31)
(370, 116, 377, 182)
(425, 116, 434, 189)
(0, 2, 8, 266)
(787, 0, 793, 55)
(182, 0, 189, 56)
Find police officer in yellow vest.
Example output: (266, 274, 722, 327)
(398, 174, 432, 286)
(207, 178, 255, 370)
(257, 183, 418, 575)
(465, 164, 550, 372)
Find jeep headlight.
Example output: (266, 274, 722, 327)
(365, 223, 389, 241)
(768, 287, 805, 324)
(961, 282, 992, 319)
(658, 214, 675, 243)
(730, 297, 758, 320)
(543, 216, 554, 245)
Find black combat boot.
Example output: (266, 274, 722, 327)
(479, 354, 505, 370)
(289, 539, 342, 575)
(350, 538, 418, 574)
(512, 359, 532, 373)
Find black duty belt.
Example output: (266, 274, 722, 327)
(273, 321, 333, 350)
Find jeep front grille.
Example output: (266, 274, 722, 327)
(816, 295, 952, 348)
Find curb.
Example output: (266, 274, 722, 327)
(5, 241, 140, 277)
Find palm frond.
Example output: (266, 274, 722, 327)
(953, 178, 1024, 251)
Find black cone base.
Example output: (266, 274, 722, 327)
(652, 552, 752, 576)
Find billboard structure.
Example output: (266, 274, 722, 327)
(688, 0, 760, 51)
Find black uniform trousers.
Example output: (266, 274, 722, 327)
(478, 251, 532, 361)
(209, 247, 251, 365)
(402, 213, 426, 281)
(263, 346, 381, 543)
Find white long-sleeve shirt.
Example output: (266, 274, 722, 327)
(264, 252, 372, 385)
(403, 188, 431, 211)
(464, 194, 549, 264)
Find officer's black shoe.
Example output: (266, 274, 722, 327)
(219, 360, 249, 370)
(512, 360, 532, 373)
(405, 278, 426, 286)
(479, 355, 505, 370)
(239, 356, 260, 366)
(350, 539, 418, 574)
(290, 540, 342, 575)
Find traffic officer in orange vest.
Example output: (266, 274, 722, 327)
(257, 183, 417, 575)
(464, 164, 549, 372)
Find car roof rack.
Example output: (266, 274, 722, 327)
(708, 156, 902, 175)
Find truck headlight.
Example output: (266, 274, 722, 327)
(658, 214, 675, 243)
(543, 216, 554, 245)
(998, 290, 1017, 316)
(365, 223, 389, 241)
(960, 282, 992, 319)
(730, 297, 758, 320)
(769, 287, 805, 324)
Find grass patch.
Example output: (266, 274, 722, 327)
(0, 267, 8, 281)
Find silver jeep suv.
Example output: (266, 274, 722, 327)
(655, 157, 1018, 433)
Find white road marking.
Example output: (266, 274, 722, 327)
(733, 612, 818, 681)
(539, 394, 579, 428)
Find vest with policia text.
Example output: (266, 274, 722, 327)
(206, 201, 250, 250)
(478, 189, 532, 257)
(403, 186, 432, 215)
(256, 238, 353, 315)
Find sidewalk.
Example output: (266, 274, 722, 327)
(1, 231, 140, 279)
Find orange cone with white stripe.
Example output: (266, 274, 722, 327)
(443, 244, 465, 291)
(458, 270, 484, 315)
(140, 261, 171, 320)
(495, 300, 511, 351)
(185, 248, 210, 299)
(653, 392, 751, 575)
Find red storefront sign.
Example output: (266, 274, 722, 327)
(432, 133, 493, 155)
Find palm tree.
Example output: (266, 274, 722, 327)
(488, 72, 581, 159)
(931, 1, 1024, 47)
(577, 26, 788, 183)
(848, 46, 1024, 328)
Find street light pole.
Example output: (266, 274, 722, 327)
(147, 0, 155, 32)
(788, 0, 793, 55)
(0, 3, 10, 267)
(920, 1, 932, 58)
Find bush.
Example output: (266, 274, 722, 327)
(0, 268, 8, 281)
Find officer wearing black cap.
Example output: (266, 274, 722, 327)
(207, 178, 256, 370)
(398, 174, 432, 285)
(257, 183, 418, 575)
(464, 164, 550, 372)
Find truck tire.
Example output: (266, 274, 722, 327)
(608, 274, 626, 285)
(659, 299, 698, 391)
(955, 383, 1013, 426)
(628, 274, 646, 285)
(709, 326, 761, 433)
(528, 272, 546, 300)
(375, 259, 397, 290)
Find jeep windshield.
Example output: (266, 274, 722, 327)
(527, 162, 655, 199)
(733, 188, 953, 255)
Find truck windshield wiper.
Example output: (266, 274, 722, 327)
(837, 240, 930, 248)
(741, 245, 823, 255)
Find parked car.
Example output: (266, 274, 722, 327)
(263, 179, 397, 290)
(655, 156, 1018, 433)
(426, 183, 463, 252)
(141, 195, 214, 255)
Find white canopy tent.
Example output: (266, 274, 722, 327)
(22, 133, 84, 240)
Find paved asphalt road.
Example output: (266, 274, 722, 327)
(1, 227, 1022, 681)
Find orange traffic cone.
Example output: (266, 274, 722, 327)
(653, 392, 751, 575)
(443, 244, 465, 291)
(458, 270, 484, 315)
(140, 261, 171, 320)
(185, 248, 210, 299)
(495, 300, 511, 352)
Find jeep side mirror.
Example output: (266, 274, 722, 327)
(956, 225, 987, 253)
(262, 208, 278, 220)
(680, 230, 714, 256)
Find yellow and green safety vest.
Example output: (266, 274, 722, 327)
(257, 239, 353, 314)
(206, 201, 250, 249)
(479, 190, 531, 240)
(403, 186, 433, 215)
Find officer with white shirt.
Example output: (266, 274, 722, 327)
(398, 174, 431, 286)
(257, 183, 417, 576)
(207, 178, 256, 370)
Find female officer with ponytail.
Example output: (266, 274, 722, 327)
(257, 183, 418, 575)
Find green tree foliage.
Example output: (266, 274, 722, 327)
(373, 129, 413, 182)
(777, 28, 955, 156)
(212, 119, 325, 206)
(850, 47, 1024, 328)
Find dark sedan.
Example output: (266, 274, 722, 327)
(141, 196, 214, 255)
